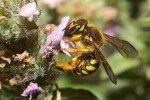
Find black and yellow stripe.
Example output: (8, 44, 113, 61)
(73, 53, 100, 76)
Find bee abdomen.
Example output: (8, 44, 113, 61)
(73, 54, 100, 76)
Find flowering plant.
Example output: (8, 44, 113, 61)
(0, 0, 73, 99)
(0, 0, 144, 100)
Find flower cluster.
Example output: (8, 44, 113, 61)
(21, 82, 44, 100)
(0, 0, 76, 100)
(19, 2, 40, 22)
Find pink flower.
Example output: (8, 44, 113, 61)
(45, 16, 75, 57)
(42, 0, 66, 9)
(46, 16, 70, 45)
(19, 2, 40, 22)
(40, 46, 59, 61)
(60, 36, 76, 57)
(21, 82, 43, 100)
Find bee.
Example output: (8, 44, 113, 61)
(55, 18, 138, 85)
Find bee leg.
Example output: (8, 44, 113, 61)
(65, 35, 82, 44)
(61, 48, 90, 53)
(84, 35, 94, 42)
(55, 63, 74, 70)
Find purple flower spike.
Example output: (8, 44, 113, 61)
(46, 16, 70, 45)
(21, 82, 43, 100)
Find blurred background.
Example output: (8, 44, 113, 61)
(40, 0, 149, 100)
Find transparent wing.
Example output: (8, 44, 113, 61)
(92, 44, 117, 85)
(104, 34, 138, 58)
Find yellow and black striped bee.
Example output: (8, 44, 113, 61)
(55, 18, 138, 85)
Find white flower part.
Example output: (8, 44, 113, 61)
(19, 2, 40, 22)
(46, 16, 70, 45)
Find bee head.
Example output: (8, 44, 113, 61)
(63, 18, 88, 36)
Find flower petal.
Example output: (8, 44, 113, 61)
(21, 82, 43, 99)
(60, 37, 72, 57)
(69, 41, 76, 49)
(33, 10, 40, 16)
(27, 15, 34, 22)
(27, 82, 39, 90)
(21, 88, 29, 97)
(19, 2, 40, 22)
(46, 16, 70, 45)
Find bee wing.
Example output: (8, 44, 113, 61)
(104, 34, 138, 58)
(92, 44, 117, 85)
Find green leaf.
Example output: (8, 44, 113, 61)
(53, 88, 98, 100)
(0, 8, 7, 16)
(57, 53, 71, 62)
(144, 10, 150, 18)
(19, 17, 38, 30)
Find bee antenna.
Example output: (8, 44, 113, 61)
(62, 19, 75, 31)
